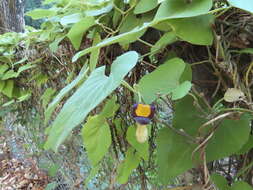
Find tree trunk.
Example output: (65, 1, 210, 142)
(0, 0, 25, 34)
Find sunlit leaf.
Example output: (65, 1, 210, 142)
(60, 13, 83, 26)
(82, 97, 118, 165)
(67, 17, 96, 50)
(44, 51, 138, 151)
(90, 32, 101, 71)
(41, 88, 56, 109)
(150, 31, 177, 53)
(1, 80, 14, 98)
(82, 116, 111, 166)
(1, 70, 19, 80)
(134, 0, 158, 14)
(26, 9, 56, 19)
(228, 0, 253, 14)
(171, 81, 192, 100)
(138, 58, 187, 104)
(0, 81, 5, 92)
(0, 64, 9, 75)
(86, 3, 113, 16)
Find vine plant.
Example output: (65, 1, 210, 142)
(0, 0, 253, 189)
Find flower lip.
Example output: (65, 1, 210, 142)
(133, 116, 151, 125)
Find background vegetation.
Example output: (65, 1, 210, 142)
(0, 0, 253, 189)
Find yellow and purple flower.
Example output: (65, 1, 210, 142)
(132, 103, 155, 143)
(132, 103, 155, 125)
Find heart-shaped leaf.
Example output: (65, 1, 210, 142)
(206, 115, 251, 161)
(138, 58, 189, 104)
(156, 127, 195, 184)
(168, 14, 214, 45)
(155, 0, 212, 20)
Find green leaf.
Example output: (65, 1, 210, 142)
(180, 63, 192, 82)
(228, 0, 253, 14)
(1, 80, 14, 98)
(67, 17, 96, 50)
(168, 15, 214, 45)
(17, 92, 31, 102)
(238, 48, 253, 54)
(0, 56, 11, 64)
(86, 4, 113, 17)
(72, 24, 148, 62)
(134, 0, 158, 14)
(2, 99, 15, 107)
(173, 95, 206, 135)
(44, 51, 138, 151)
(60, 13, 83, 26)
(83, 97, 118, 166)
(81, 97, 118, 166)
(0, 81, 5, 92)
(112, 0, 123, 28)
(26, 9, 56, 19)
(138, 58, 186, 104)
(41, 88, 56, 109)
(1, 70, 19, 80)
(90, 32, 101, 71)
(119, 12, 146, 33)
(150, 31, 177, 53)
(211, 173, 230, 190)
(99, 96, 119, 118)
(152, 21, 172, 31)
(0, 64, 9, 75)
(171, 81, 192, 100)
(13, 57, 27, 66)
(206, 115, 251, 161)
(237, 135, 253, 155)
(231, 181, 253, 190)
(155, 0, 212, 20)
(156, 127, 195, 184)
(49, 36, 65, 53)
(17, 63, 36, 73)
(1, 64, 36, 80)
(82, 116, 111, 166)
(117, 147, 141, 184)
(48, 164, 60, 177)
(126, 126, 149, 161)
(35, 74, 48, 86)
(44, 65, 88, 124)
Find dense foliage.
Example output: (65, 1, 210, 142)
(1, 0, 253, 189)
